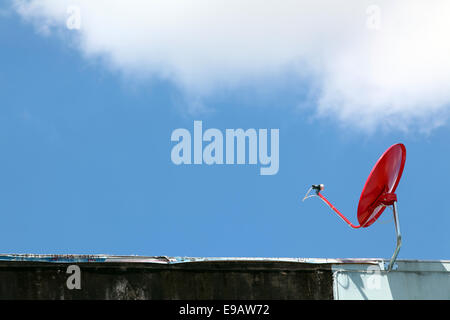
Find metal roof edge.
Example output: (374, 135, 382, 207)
(0, 254, 448, 265)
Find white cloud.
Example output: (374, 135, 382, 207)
(12, 0, 450, 132)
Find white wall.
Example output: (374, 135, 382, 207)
(333, 260, 450, 300)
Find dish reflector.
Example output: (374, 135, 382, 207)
(357, 143, 406, 227)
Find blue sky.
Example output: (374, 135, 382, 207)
(0, 2, 449, 260)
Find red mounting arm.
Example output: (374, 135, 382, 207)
(316, 192, 361, 229)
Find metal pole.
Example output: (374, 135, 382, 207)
(387, 201, 402, 271)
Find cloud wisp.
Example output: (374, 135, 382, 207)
(12, 0, 450, 132)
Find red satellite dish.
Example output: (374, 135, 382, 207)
(302, 143, 406, 271)
(357, 143, 406, 228)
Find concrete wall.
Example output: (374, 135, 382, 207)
(0, 255, 448, 300)
(0, 257, 333, 300)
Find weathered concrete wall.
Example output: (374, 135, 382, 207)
(1, 255, 448, 300)
(0, 259, 334, 300)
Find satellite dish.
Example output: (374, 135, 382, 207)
(302, 143, 406, 271)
